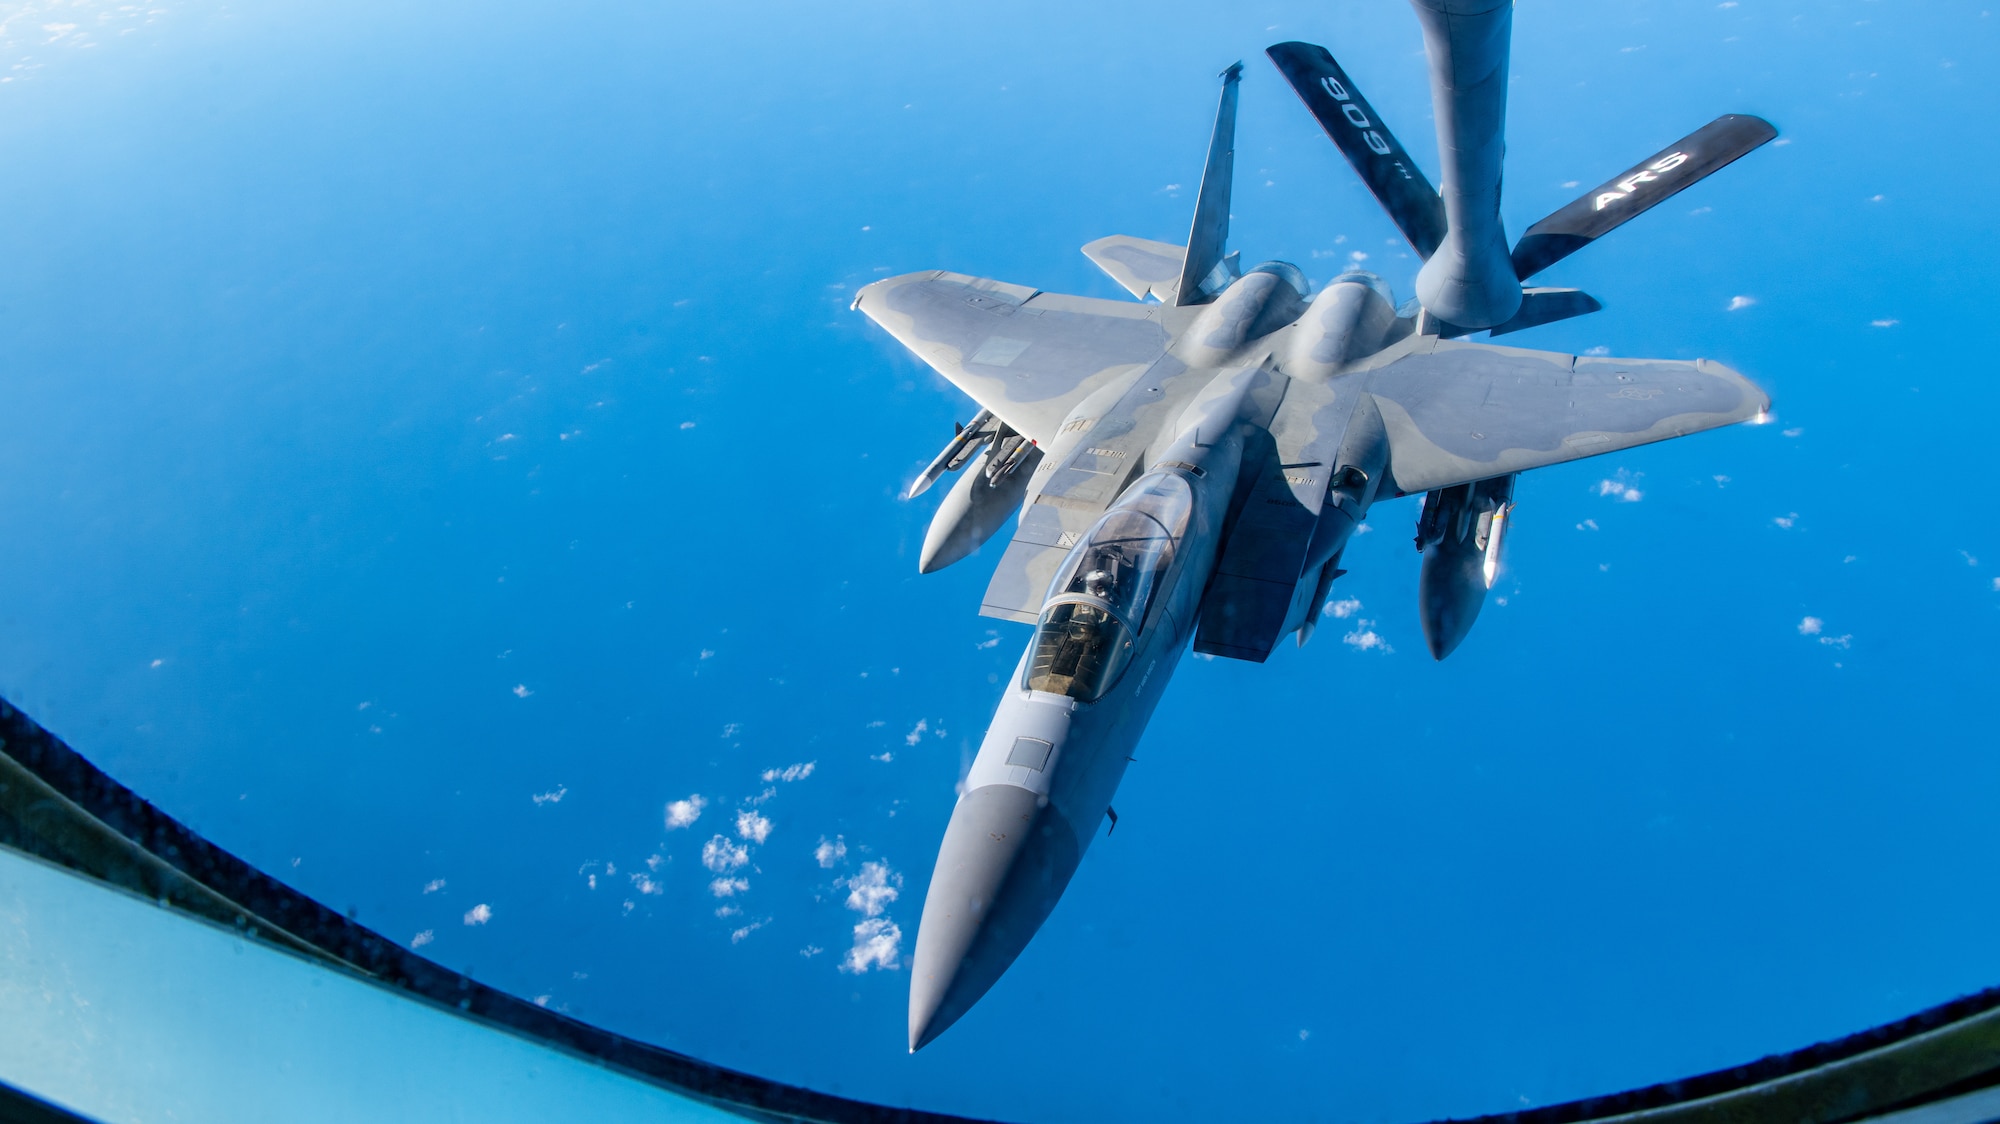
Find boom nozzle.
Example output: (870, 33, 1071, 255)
(1409, 0, 1520, 329)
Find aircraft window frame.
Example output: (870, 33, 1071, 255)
(1025, 472, 1193, 702)
(1043, 508, 1175, 629)
(1023, 600, 1136, 703)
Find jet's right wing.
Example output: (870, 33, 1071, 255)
(1364, 338, 1769, 496)
(853, 271, 1170, 446)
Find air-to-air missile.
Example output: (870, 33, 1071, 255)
(855, 0, 1779, 1050)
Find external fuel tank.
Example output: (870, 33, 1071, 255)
(1416, 474, 1515, 659)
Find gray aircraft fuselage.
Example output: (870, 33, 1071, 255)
(859, 0, 1777, 1052)
(902, 268, 1393, 1050)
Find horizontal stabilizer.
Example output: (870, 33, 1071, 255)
(1081, 236, 1186, 303)
(1512, 114, 1778, 280)
(1266, 41, 1445, 260)
(1435, 289, 1601, 339)
(1487, 287, 1603, 337)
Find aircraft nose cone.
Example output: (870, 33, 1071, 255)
(908, 783, 1082, 1052)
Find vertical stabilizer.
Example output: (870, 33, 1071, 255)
(1409, 0, 1521, 330)
(1176, 63, 1244, 306)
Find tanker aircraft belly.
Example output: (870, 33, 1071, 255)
(853, 0, 1777, 1052)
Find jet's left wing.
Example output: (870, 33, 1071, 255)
(1364, 338, 1768, 496)
(854, 271, 1171, 445)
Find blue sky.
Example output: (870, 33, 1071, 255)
(0, 1, 1994, 1120)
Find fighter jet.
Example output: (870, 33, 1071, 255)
(853, 0, 1777, 1052)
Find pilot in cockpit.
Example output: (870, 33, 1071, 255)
(1082, 568, 1113, 600)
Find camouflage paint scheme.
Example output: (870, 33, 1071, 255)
(855, 0, 1776, 1051)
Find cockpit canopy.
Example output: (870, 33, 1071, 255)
(1024, 472, 1193, 703)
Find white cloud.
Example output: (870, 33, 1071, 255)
(1782, 427, 1804, 438)
(720, 722, 741, 738)
(422, 879, 446, 894)
(463, 904, 492, 926)
(760, 761, 816, 783)
(1870, 318, 1899, 328)
(532, 786, 567, 806)
(1323, 598, 1362, 619)
(630, 873, 664, 896)
(1596, 479, 1642, 502)
(845, 861, 901, 918)
(1577, 518, 1600, 531)
(1798, 616, 1823, 635)
(702, 835, 749, 873)
(1774, 513, 1798, 529)
(1726, 295, 1756, 311)
(815, 835, 848, 868)
(840, 917, 903, 973)
(1584, 345, 1610, 356)
(665, 795, 707, 829)
(736, 810, 773, 845)
(800, 945, 824, 958)
(975, 632, 1000, 650)
(1343, 621, 1392, 653)
(411, 930, 434, 949)
(1819, 634, 1853, 650)
(1992, 577, 1999, 592)
(904, 719, 929, 746)
(512, 684, 533, 698)
(731, 919, 768, 944)
(708, 877, 750, 897)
